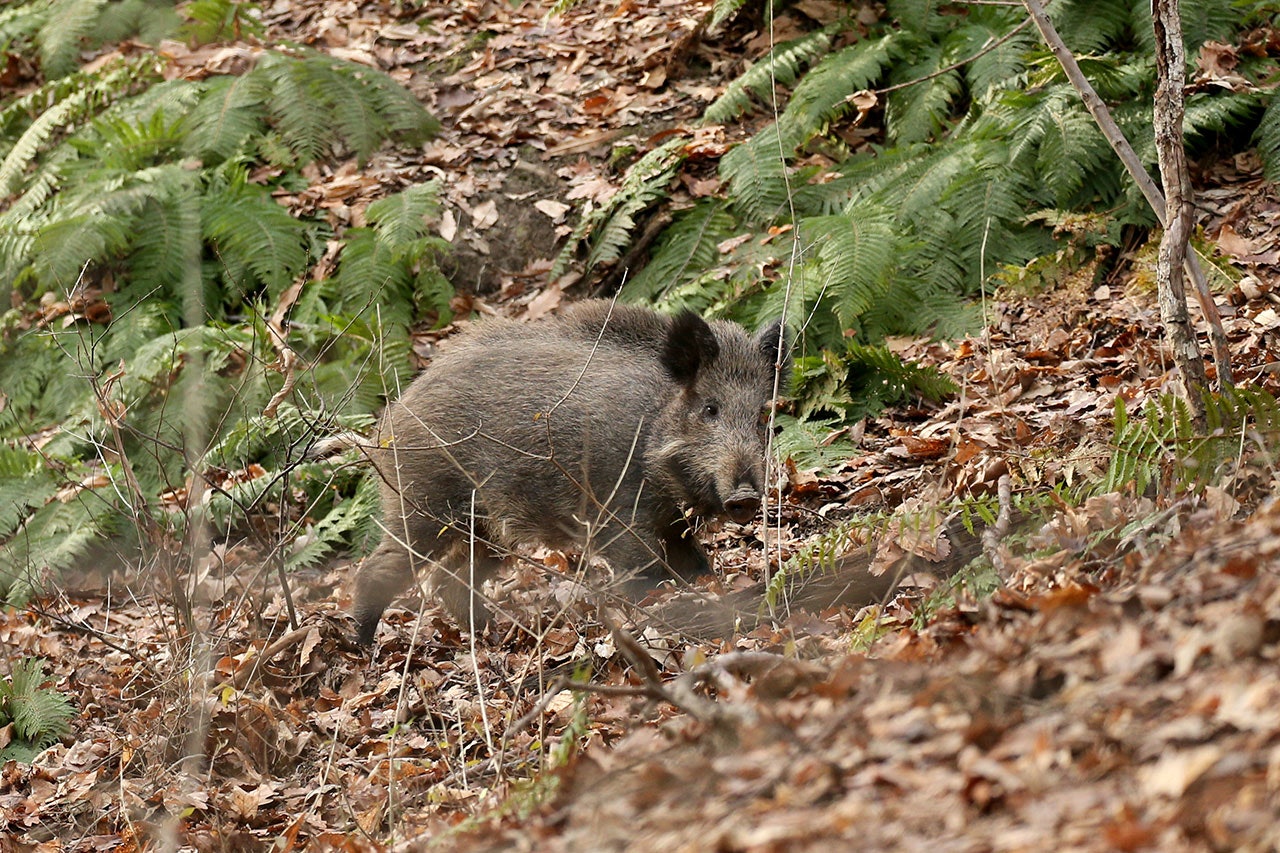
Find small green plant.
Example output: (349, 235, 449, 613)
(0, 658, 75, 763)
(1103, 386, 1280, 500)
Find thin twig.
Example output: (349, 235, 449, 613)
(982, 474, 1013, 578)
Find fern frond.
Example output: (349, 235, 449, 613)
(256, 53, 332, 162)
(772, 413, 859, 470)
(356, 60, 443, 143)
(326, 228, 414, 322)
(1, 499, 106, 606)
(807, 204, 899, 328)
(884, 37, 963, 145)
(0, 89, 89, 199)
(365, 182, 441, 248)
(622, 200, 738, 301)
(783, 33, 898, 141)
(552, 137, 686, 277)
(202, 173, 312, 300)
(32, 213, 131, 291)
(703, 29, 835, 125)
(319, 60, 394, 161)
(720, 125, 792, 223)
(37, 0, 107, 79)
(962, 14, 1033, 102)
(286, 474, 378, 571)
(256, 53, 439, 164)
(128, 183, 202, 294)
(1182, 89, 1268, 148)
(182, 73, 271, 164)
(872, 143, 969, 224)
(0, 4, 46, 50)
(90, 0, 180, 45)
(180, 0, 266, 45)
(1048, 0, 1133, 54)
(0, 56, 159, 198)
(0, 446, 56, 538)
(28, 164, 192, 291)
(885, 0, 948, 36)
(1256, 91, 1280, 183)
(1171, 0, 1239, 54)
(709, 0, 750, 29)
(1, 659, 74, 749)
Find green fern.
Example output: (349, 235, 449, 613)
(97, 0, 182, 45)
(1103, 387, 1280, 499)
(28, 0, 180, 80)
(567, 0, 1275, 402)
(622, 200, 738, 301)
(0, 86, 91, 199)
(364, 181, 443, 248)
(963, 14, 1033, 103)
(182, 73, 272, 164)
(792, 340, 955, 423)
(552, 137, 687, 278)
(0, 3, 47, 50)
(808, 205, 899, 329)
(318, 181, 452, 404)
(719, 124, 793, 223)
(38, 0, 108, 79)
(256, 53, 438, 164)
(886, 0, 949, 36)
(202, 170, 313, 301)
(1256, 92, 1280, 182)
(0, 9, 450, 605)
(0, 659, 74, 763)
(884, 36, 962, 145)
(772, 413, 859, 471)
(709, 0, 752, 29)
(0, 444, 57, 538)
(703, 28, 835, 125)
(180, 0, 265, 45)
(1, 497, 111, 606)
(783, 33, 899, 142)
(286, 472, 380, 571)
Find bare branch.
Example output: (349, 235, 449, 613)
(1151, 0, 1210, 422)
(1021, 0, 1229, 405)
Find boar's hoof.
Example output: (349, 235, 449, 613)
(723, 491, 761, 524)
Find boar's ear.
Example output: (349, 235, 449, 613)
(662, 310, 720, 386)
(756, 318, 790, 376)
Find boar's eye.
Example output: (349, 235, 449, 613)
(702, 401, 720, 420)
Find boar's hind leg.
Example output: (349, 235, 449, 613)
(431, 537, 504, 633)
(353, 543, 417, 646)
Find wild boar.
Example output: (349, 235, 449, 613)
(352, 300, 787, 643)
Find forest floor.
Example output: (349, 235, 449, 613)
(4, 0, 1280, 850)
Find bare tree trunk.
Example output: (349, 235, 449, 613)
(1021, 0, 1228, 415)
(1151, 0, 1209, 422)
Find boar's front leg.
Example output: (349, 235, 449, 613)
(659, 515, 710, 580)
(594, 515, 710, 601)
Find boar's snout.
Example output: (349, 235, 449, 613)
(723, 488, 761, 524)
